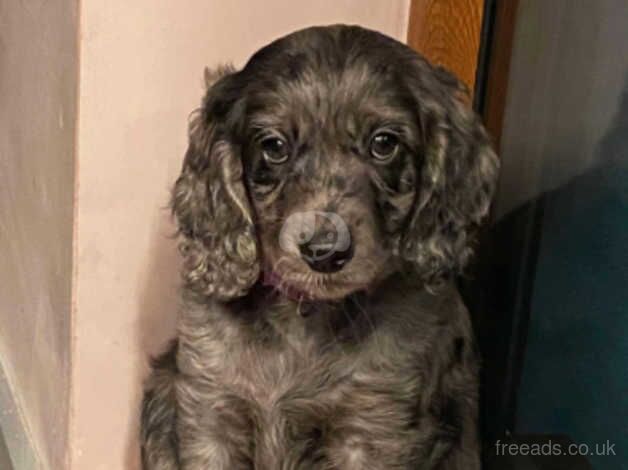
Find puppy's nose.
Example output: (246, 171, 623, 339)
(299, 230, 354, 273)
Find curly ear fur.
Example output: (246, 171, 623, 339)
(172, 66, 259, 300)
(400, 62, 499, 283)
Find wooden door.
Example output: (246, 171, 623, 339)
(407, 0, 519, 148)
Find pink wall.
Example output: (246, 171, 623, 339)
(0, 1, 78, 469)
(73, 1, 409, 468)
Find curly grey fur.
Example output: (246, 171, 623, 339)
(141, 25, 498, 469)
(172, 65, 259, 300)
(397, 66, 498, 283)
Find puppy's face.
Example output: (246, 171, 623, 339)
(172, 26, 498, 302)
(241, 62, 420, 300)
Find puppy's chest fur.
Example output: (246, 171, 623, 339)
(173, 282, 473, 469)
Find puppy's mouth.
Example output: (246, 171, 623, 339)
(261, 247, 390, 302)
(262, 261, 365, 301)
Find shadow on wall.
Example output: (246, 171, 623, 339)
(126, 205, 180, 468)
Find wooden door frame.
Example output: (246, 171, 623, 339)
(407, 0, 527, 447)
(407, 0, 519, 150)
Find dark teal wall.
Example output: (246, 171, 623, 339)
(516, 84, 628, 470)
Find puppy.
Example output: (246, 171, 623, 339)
(141, 25, 498, 469)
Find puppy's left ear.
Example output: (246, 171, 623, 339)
(172, 66, 260, 301)
(400, 62, 499, 283)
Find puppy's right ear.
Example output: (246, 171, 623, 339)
(172, 66, 260, 301)
(399, 60, 499, 285)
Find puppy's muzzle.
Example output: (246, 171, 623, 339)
(279, 211, 353, 273)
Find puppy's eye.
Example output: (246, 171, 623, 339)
(260, 137, 289, 165)
(370, 132, 399, 162)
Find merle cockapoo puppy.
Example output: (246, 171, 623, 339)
(141, 25, 498, 470)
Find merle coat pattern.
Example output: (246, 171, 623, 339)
(140, 25, 498, 470)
